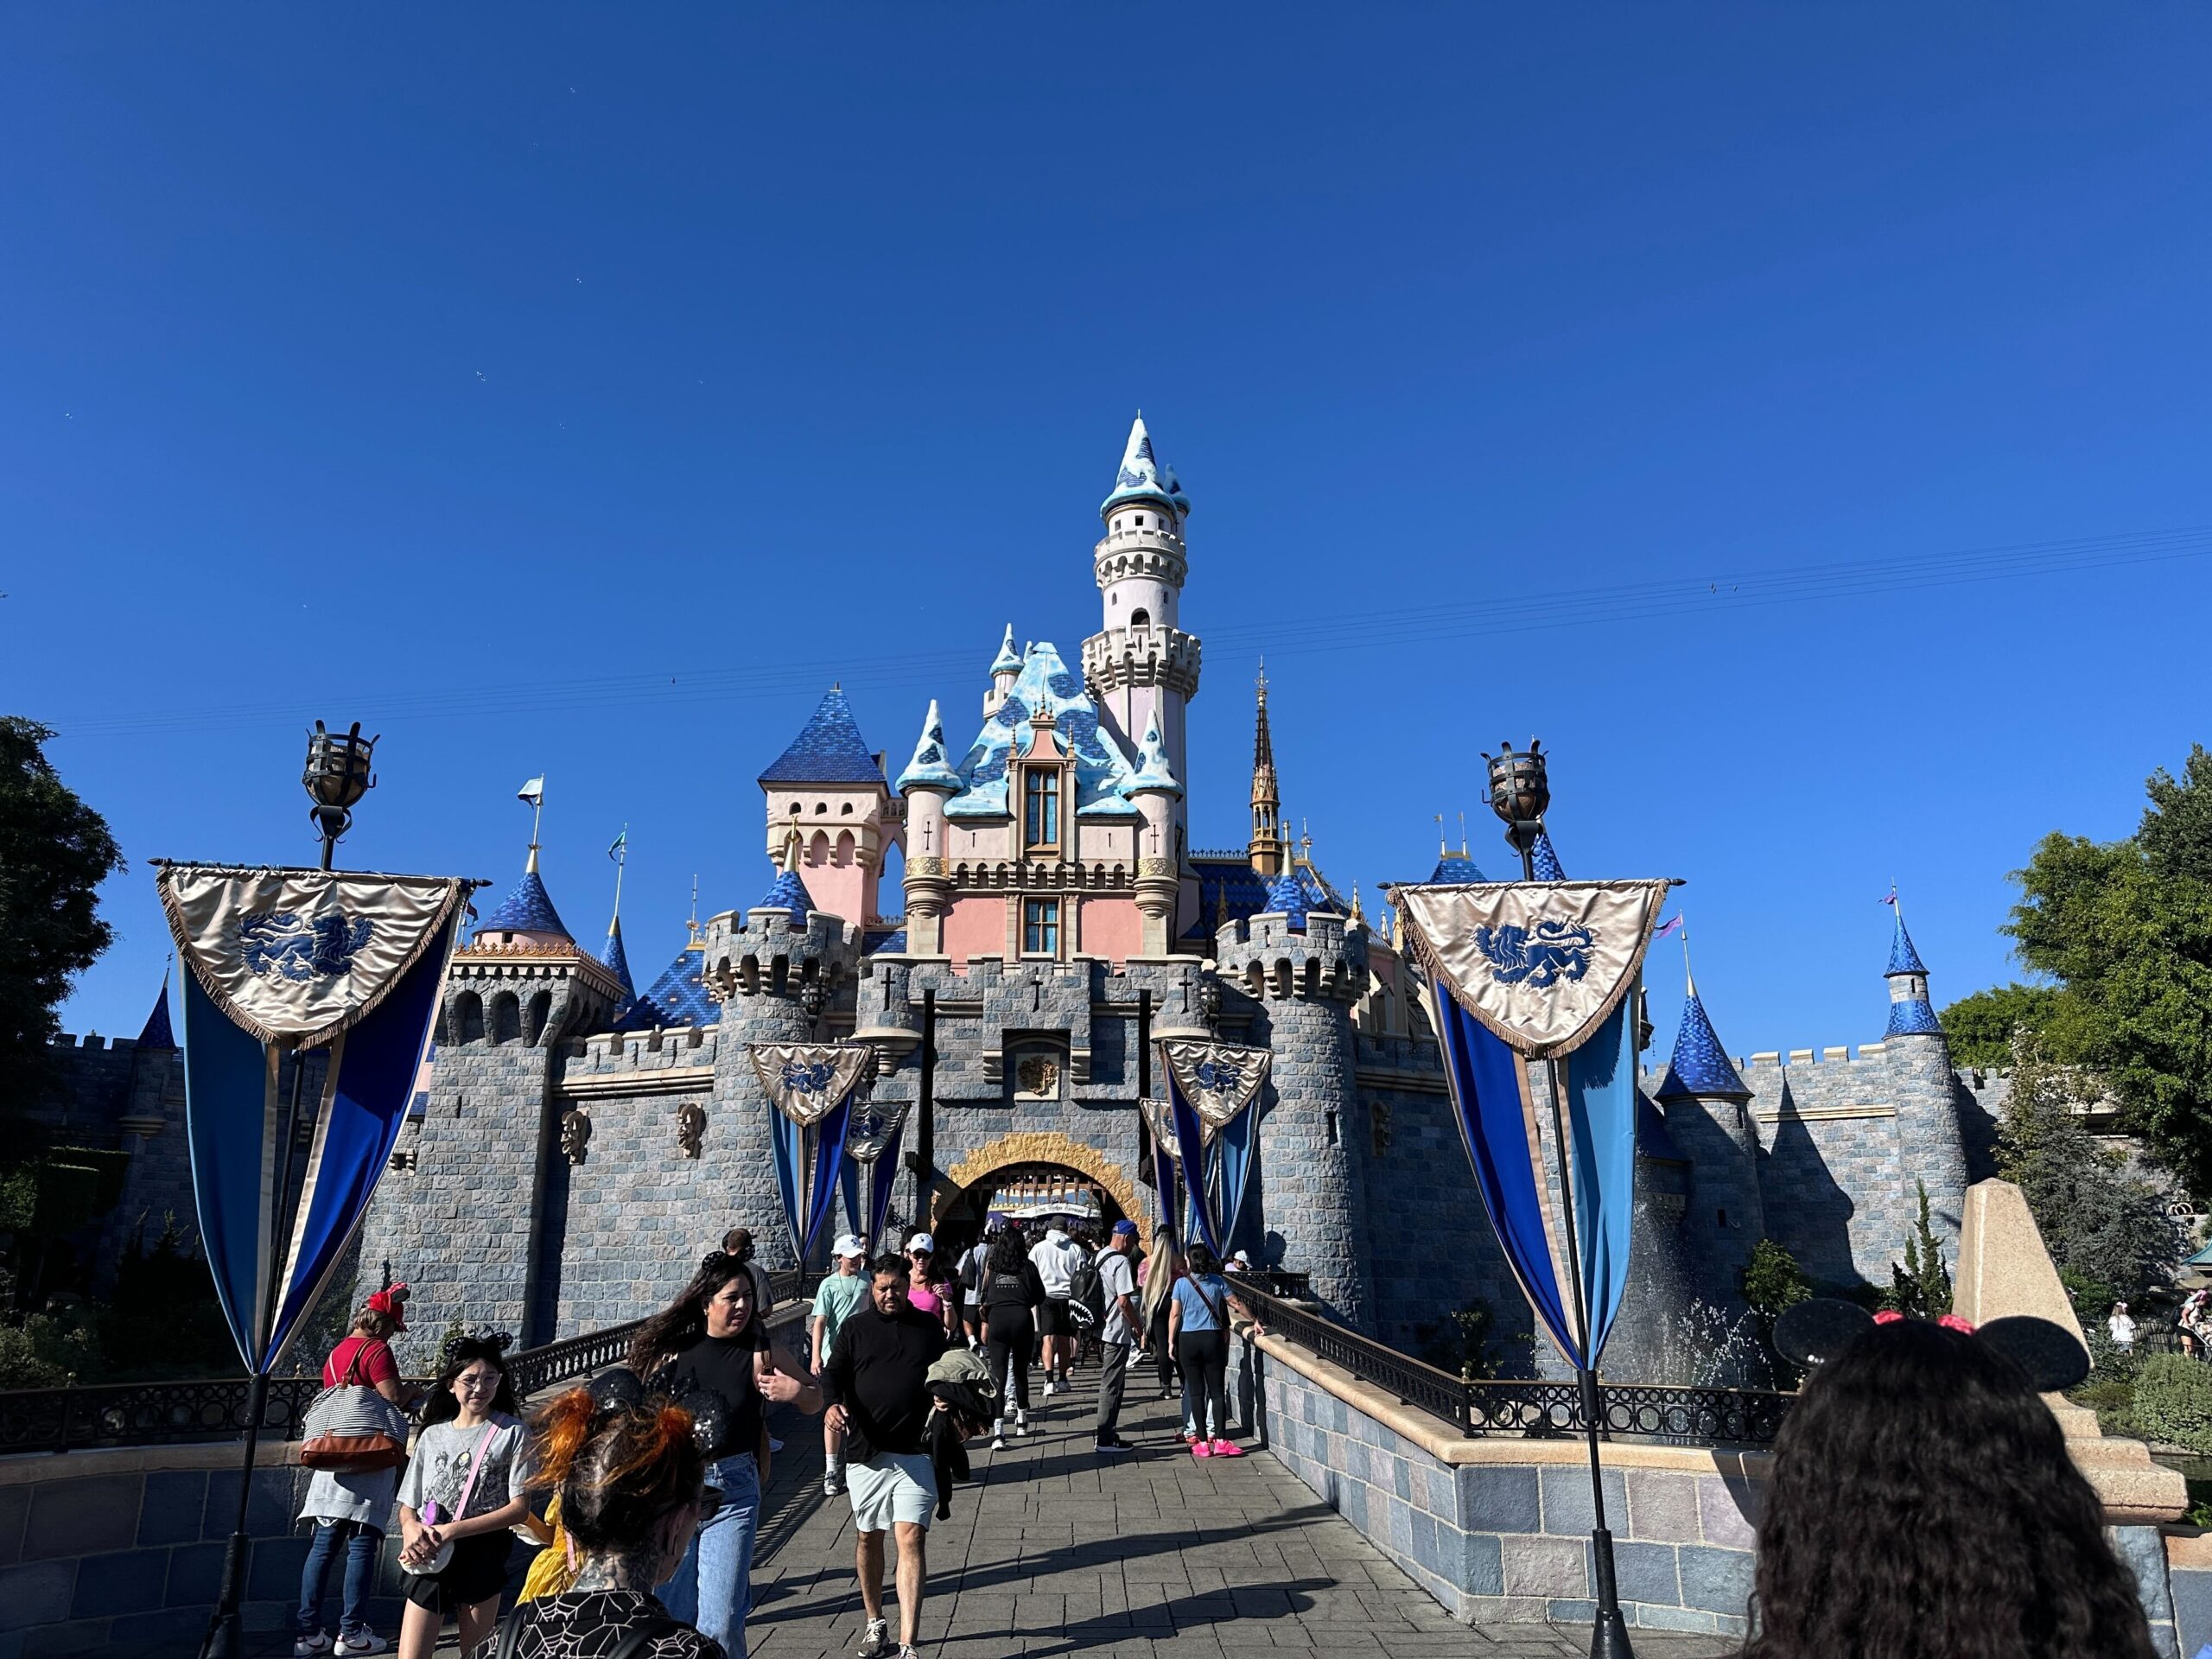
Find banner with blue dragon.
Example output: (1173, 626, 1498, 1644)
(158, 865, 469, 1374)
(748, 1043, 873, 1262)
(841, 1094, 912, 1257)
(1395, 879, 1669, 1370)
(1157, 1037, 1270, 1258)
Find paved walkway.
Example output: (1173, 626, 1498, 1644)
(733, 1362, 1732, 1659)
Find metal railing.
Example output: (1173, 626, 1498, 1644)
(0, 1268, 815, 1455)
(1238, 1283, 1793, 1446)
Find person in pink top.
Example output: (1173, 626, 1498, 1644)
(903, 1234, 960, 1340)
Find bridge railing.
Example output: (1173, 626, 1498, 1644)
(1235, 1282, 1793, 1446)
(0, 1267, 816, 1455)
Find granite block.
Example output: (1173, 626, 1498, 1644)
(1501, 1534, 1587, 1599)
(164, 1541, 226, 1607)
(1677, 1543, 1754, 1618)
(1538, 1464, 1626, 1538)
(20, 1621, 111, 1659)
(247, 1534, 313, 1601)
(0, 1487, 26, 1567)
(2168, 1565, 2212, 1659)
(1696, 1474, 1761, 1549)
(1462, 1532, 1504, 1597)
(22, 1476, 140, 1561)
(1624, 1469, 1700, 1544)
(105, 1608, 213, 1651)
(137, 1471, 209, 1548)
(1459, 1465, 1539, 1534)
(69, 1547, 169, 1618)
(0, 1561, 75, 1632)
(1604, 1539, 1681, 1608)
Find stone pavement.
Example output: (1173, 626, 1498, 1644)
(726, 1363, 1733, 1659)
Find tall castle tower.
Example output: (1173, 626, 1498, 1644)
(1882, 898, 1969, 1249)
(1082, 416, 1201, 931)
(758, 686, 899, 926)
(1248, 664, 1288, 876)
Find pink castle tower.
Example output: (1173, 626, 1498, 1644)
(758, 686, 899, 926)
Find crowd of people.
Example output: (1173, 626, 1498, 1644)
(292, 1215, 1261, 1659)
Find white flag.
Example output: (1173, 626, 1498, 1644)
(517, 777, 545, 805)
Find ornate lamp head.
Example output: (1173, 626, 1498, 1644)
(303, 721, 378, 859)
(1483, 738, 1548, 857)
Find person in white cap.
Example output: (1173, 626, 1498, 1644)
(812, 1233, 872, 1497)
(1028, 1225, 1085, 1395)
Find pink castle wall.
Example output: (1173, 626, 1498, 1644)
(799, 828, 874, 926)
(944, 895, 1006, 963)
(1076, 895, 1143, 965)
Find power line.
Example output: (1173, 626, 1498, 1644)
(40, 523, 2212, 739)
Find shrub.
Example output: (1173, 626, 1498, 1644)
(1740, 1240, 1812, 1319)
(0, 1324, 66, 1389)
(2133, 1354, 2212, 1452)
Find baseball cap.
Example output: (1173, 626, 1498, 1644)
(1111, 1219, 1139, 1237)
(906, 1232, 936, 1254)
(833, 1233, 868, 1260)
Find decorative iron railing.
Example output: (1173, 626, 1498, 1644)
(1236, 1283, 1793, 1446)
(0, 1268, 816, 1454)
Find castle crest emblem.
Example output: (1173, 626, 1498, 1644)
(1160, 1036, 1271, 1138)
(240, 911, 376, 982)
(1397, 880, 1671, 1060)
(749, 1043, 871, 1127)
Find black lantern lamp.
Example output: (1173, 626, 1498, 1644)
(1484, 738, 1549, 867)
(303, 721, 378, 869)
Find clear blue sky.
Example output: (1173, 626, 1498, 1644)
(7, 8, 2210, 1065)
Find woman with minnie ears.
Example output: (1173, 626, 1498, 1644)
(396, 1330, 531, 1659)
(628, 1250, 821, 1656)
(474, 1373, 723, 1659)
(1750, 1300, 2158, 1659)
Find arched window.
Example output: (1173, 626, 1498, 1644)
(1130, 608, 1150, 629)
(452, 992, 485, 1046)
(524, 989, 552, 1046)
(490, 992, 521, 1045)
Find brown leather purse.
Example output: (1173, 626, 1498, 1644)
(299, 1344, 409, 1472)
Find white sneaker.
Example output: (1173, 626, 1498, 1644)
(990, 1431, 1006, 1451)
(295, 1637, 330, 1657)
(855, 1618, 892, 1659)
(1015, 1408, 1028, 1436)
(1040, 1379, 1055, 1398)
(335, 1637, 386, 1656)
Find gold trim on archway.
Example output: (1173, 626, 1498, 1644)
(937, 1130, 1144, 1230)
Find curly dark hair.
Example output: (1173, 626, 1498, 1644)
(1744, 1318, 2154, 1659)
(627, 1254, 755, 1378)
(986, 1228, 1029, 1275)
(422, 1335, 518, 1427)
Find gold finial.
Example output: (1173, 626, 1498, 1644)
(1350, 883, 1365, 923)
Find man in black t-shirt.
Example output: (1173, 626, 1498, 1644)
(823, 1255, 948, 1659)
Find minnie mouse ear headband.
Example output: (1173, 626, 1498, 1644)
(438, 1323, 514, 1370)
(588, 1365, 723, 1458)
(1772, 1298, 2091, 1392)
(366, 1282, 410, 1326)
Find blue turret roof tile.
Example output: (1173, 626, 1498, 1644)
(1885, 995, 1945, 1039)
(760, 688, 883, 786)
(1100, 414, 1192, 518)
(619, 943, 717, 1031)
(944, 641, 1143, 823)
(1122, 708, 1182, 799)
(1428, 850, 1487, 883)
(865, 927, 909, 956)
(1655, 987, 1752, 1101)
(1533, 831, 1566, 881)
(137, 977, 175, 1049)
(755, 867, 812, 920)
(481, 862, 571, 939)
(989, 625, 1023, 677)
(601, 917, 635, 999)
(1885, 906, 1929, 977)
(1262, 869, 1311, 931)
(896, 699, 963, 794)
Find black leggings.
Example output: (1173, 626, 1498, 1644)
(1149, 1299, 1179, 1390)
(1177, 1328, 1230, 1440)
(985, 1312, 1034, 1414)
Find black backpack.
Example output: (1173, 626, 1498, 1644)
(1069, 1256, 1104, 1328)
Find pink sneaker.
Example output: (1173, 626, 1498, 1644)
(1191, 1440, 1212, 1459)
(1209, 1439, 1244, 1458)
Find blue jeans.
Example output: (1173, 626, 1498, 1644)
(297, 1518, 381, 1639)
(661, 1455, 762, 1656)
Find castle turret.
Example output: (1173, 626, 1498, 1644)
(357, 833, 626, 1352)
(1248, 665, 1289, 877)
(985, 626, 1023, 718)
(1216, 889, 1375, 1330)
(1652, 966, 1764, 1304)
(759, 687, 898, 927)
(1881, 896, 1968, 1249)
(701, 854, 862, 1269)
(1122, 707, 1184, 957)
(1082, 415, 1201, 899)
(896, 699, 962, 957)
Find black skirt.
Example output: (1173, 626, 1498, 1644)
(404, 1530, 513, 1614)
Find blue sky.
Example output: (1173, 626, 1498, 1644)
(6, 7, 2209, 1064)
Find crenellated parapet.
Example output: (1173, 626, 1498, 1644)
(1080, 621, 1201, 701)
(439, 938, 629, 1050)
(1212, 909, 1370, 1006)
(700, 906, 861, 1009)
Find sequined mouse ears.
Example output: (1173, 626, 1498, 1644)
(1772, 1297, 2091, 1392)
(587, 1364, 725, 1458)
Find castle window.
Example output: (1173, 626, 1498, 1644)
(1717, 1207, 1728, 1228)
(1130, 607, 1150, 629)
(1023, 898, 1060, 956)
(1024, 768, 1059, 850)
(1136, 514, 1145, 527)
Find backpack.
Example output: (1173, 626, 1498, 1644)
(1069, 1257, 1104, 1329)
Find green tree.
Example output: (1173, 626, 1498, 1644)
(1739, 1238, 1812, 1320)
(2007, 745, 2212, 1194)
(0, 718, 124, 1129)
(1885, 1180, 1955, 1319)
(1937, 982, 2067, 1070)
(1996, 1030, 2181, 1305)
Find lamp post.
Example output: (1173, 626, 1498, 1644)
(200, 721, 378, 1659)
(1483, 739, 1634, 1659)
(303, 720, 378, 870)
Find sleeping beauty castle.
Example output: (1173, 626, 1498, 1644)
(41, 416, 2006, 1372)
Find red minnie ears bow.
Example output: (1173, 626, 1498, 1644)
(1776, 1298, 2089, 1392)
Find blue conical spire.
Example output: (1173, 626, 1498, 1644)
(754, 828, 812, 921)
(137, 964, 175, 1049)
(1655, 973, 1751, 1101)
(895, 699, 963, 794)
(601, 916, 636, 999)
(989, 625, 1023, 677)
(1262, 868, 1311, 931)
(1885, 899, 1929, 978)
(1099, 413, 1192, 519)
(480, 843, 572, 939)
(1532, 830, 1566, 881)
(1882, 892, 1942, 1037)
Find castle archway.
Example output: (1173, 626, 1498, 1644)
(931, 1131, 1145, 1244)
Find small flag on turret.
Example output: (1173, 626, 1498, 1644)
(517, 777, 545, 806)
(1651, 915, 1683, 942)
(608, 829, 627, 861)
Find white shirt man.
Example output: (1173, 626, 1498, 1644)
(1029, 1228, 1085, 1394)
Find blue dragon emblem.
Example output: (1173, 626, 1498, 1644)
(239, 911, 375, 981)
(1472, 918, 1595, 988)
(1192, 1058, 1246, 1094)
(780, 1060, 840, 1094)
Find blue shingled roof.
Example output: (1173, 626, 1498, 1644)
(895, 699, 963, 794)
(620, 944, 718, 1031)
(1428, 851, 1487, 883)
(755, 867, 812, 920)
(1100, 415, 1192, 518)
(865, 927, 909, 956)
(137, 978, 175, 1049)
(1885, 907, 1929, 977)
(1189, 857, 1271, 938)
(1262, 869, 1311, 931)
(1655, 988, 1751, 1101)
(760, 688, 883, 786)
(481, 866, 571, 939)
(1885, 995, 1944, 1039)
(601, 918, 636, 999)
(944, 641, 1143, 823)
(1533, 831, 1565, 881)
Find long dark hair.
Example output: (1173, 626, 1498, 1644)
(1745, 1318, 2154, 1659)
(628, 1253, 754, 1376)
(986, 1228, 1029, 1275)
(423, 1333, 518, 1427)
